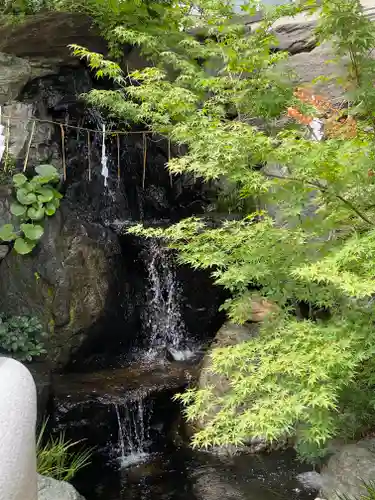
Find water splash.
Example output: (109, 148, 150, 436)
(142, 240, 194, 360)
(114, 399, 153, 468)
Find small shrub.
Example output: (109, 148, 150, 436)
(37, 420, 92, 481)
(0, 314, 46, 362)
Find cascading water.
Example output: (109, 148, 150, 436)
(142, 239, 194, 361)
(114, 399, 154, 468)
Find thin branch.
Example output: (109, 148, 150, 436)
(264, 172, 375, 226)
(0, 113, 157, 136)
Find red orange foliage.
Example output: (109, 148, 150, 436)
(286, 87, 357, 139)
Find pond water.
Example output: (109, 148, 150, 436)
(72, 444, 315, 500)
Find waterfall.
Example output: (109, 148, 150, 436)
(142, 239, 194, 361)
(114, 399, 153, 468)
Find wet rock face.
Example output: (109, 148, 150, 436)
(176, 263, 227, 344)
(53, 361, 197, 404)
(0, 64, 222, 369)
(0, 186, 12, 227)
(0, 52, 30, 104)
(29, 362, 53, 426)
(0, 203, 128, 369)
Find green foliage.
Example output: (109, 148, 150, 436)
(37, 420, 92, 481)
(69, 0, 375, 461)
(0, 313, 46, 362)
(0, 165, 62, 255)
(0, 0, 59, 23)
(338, 481, 375, 500)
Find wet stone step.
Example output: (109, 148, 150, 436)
(53, 359, 198, 404)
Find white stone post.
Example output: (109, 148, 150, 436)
(0, 357, 37, 500)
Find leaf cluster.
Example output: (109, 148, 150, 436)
(0, 164, 62, 255)
(0, 313, 46, 362)
(37, 419, 92, 481)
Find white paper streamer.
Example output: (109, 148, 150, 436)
(309, 118, 324, 142)
(101, 123, 108, 187)
(0, 107, 5, 162)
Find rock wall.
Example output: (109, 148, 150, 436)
(251, 0, 375, 100)
(0, 13, 222, 369)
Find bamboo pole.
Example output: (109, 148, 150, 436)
(0, 113, 158, 136)
(23, 120, 36, 173)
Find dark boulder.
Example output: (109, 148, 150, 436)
(0, 202, 127, 369)
(0, 12, 107, 67)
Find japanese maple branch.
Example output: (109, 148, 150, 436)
(264, 172, 375, 226)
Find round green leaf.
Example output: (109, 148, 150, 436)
(14, 237, 36, 255)
(0, 224, 17, 242)
(35, 164, 59, 180)
(27, 206, 45, 221)
(12, 173, 28, 187)
(29, 175, 44, 187)
(17, 188, 37, 206)
(52, 189, 63, 200)
(20, 224, 44, 241)
(51, 197, 61, 209)
(33, 175, 56, 186)
(35, 187, 54, 202)
(45, 202, 56, 216)
(10, 203, 27, 217)
(24, 182, 36, 193)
